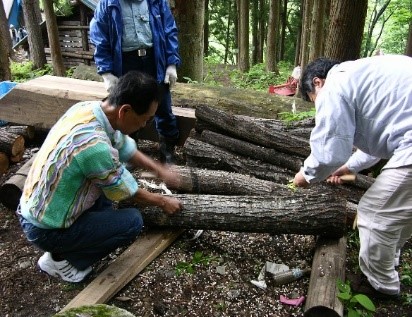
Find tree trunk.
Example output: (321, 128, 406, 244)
(325, 0, 367, 61)
(308, 0, 325, 62)
(304, 236, 346, 317)
(21, 0, 47, 69)
(134, 193, 348, 237)
(251, 0, 259, 65)
(195, 105, 311, 157)
(266, 0, 280, 73)
(184, 137, 294, 183)
(43, 0, 65, 76)
(0, 131, 25, 157)
(300, 0, 313, 70)
(238, 0, 249, 72)
(174, 0, 205, 83)
(0, 152, 9, 175)
(203, 0, 209, 57)
(0, 0, 12, 80)
(405, 20, 412, 57)
(0, 155, 35, 209)
(170, 166, 290, 195)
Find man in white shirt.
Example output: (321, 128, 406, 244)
(294, 55, 412, 299)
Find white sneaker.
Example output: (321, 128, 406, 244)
(38, 252, 92, 283)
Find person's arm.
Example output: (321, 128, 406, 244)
(90, 2, 115, 75)
(128, 150, 181, 189)
(133, 187, 182, 215)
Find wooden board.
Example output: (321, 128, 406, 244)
(0, 75, 195, 145)
(60, 229, 183, 312)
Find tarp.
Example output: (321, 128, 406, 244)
(3, 0, 22, 28)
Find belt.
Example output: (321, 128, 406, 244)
(123, 47, 153, 57)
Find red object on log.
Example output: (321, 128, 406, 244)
(268, 77, 298, 96)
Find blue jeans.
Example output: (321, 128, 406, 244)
(122, 50, 179, 139)
(18, 196, 143, 270)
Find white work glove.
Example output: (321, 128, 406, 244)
(164, 65, 177, 87)
(102, 73, 119, 92)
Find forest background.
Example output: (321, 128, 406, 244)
(0, 0, 411, 89)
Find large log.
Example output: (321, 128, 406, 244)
(184, 137, 294, 183)
(0, 152, 9, 175)
(197, 129, 303, 172)
(195, 105, 311, 157)
(0, 156, 35, 210)
(170, 166, 290, 195)
(304, 236, 347, 317)
(135, 194, 348, 237)
(3, 125, 35, 143)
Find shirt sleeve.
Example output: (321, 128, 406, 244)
(346, 149, 381, 173)
(75, 140, 138, 201)
(302, 89, 355, 183)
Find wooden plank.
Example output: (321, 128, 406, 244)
(60, 229, 183, 312)
(0, 76, 195, 145)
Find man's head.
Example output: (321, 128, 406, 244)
(300, 57, 340, 102)
(107, 71, 163, 134)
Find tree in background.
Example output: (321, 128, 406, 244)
(22, 0, 47, 69)
(406, 20, 412, 56)
(42, 0, 65, 76)
(174, 0, 205, 83)
(0, 0, 12, 80)
(325, 0, 368, 61)
(266, 0, 280, 73)
(238, 0, 250, 72)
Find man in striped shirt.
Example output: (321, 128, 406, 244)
(18, 71, 183, 283)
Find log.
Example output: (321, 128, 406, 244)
(3, 125, 35, 142)
(169, 166, 290, 195)
(195, 105, 310, 157)
(304, 236, 347, 317)
(197, 129, 303, 172)
(0, 130, 25, 157)
(0, 152, 9, 175)
(136, 194, 348, 237)
(184, 137, 294, 183)
(0, 156, 35, 210)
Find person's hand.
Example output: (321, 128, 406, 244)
(326, 165, 351, 185)
(164, 65, 177, 87)
(102, 73, 119, 92)
(293, 171, 309, 187)
(160, 196, 183, 215)
(157, 164, 181, 189)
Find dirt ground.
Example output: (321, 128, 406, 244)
(1, 144, 412, 317)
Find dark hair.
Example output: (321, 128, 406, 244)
(108, 71, 163, 114)
(300, 57, 340, 101)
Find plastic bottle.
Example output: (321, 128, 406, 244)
(273, 267, 311, 286)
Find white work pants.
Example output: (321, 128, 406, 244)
(357, 166, 412, 295)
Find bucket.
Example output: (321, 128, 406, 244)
(0, 81, 18, 126)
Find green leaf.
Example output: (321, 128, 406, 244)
(352, 294, 376, 312)
(337, 292, 351, 300)
(348, 308, 360, 317)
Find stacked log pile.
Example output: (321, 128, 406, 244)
(0, 125, 35, 175)
(138, 105, 374, 236)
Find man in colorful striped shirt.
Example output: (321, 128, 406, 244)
(18, 71, 183, 283)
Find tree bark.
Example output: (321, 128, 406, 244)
(21, 0, 47, 69)
(43, 0, 66, 76)
(325, 0, 367, 61)
(0, 152, 9, 175)
(0, 0, 12, 80)
(169, 166, 290, 196)
(174, 0, 205, 83)
(406, 20, 412, 57)
(195, 105, 310, 157)
(184, 137, 294, 183)
(0, 131, 25, 157)
(3, 125, 35, 143)
(308, 0, 326, 62)
(134, 194, 348, 237)
(0, 155, 35, 210)
(304, 236, 346, 317)
(238, 0, 249, 72)
(266, 0, 280, 73)
(197, 129, 303, 172)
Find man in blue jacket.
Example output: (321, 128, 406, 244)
(90, 0, 181, 164)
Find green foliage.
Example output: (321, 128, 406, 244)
(337, 279, 376, 317)
(278, 107, 316, 122)
(229, 61, 293, 91)
(40, 0, 73, 16)
(175, 251, 217, 276)
(400, 261, 412, 286)
(10, 61, 53, 82)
